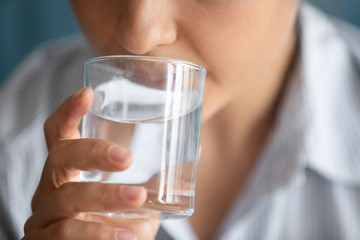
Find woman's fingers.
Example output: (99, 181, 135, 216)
(26, 182, 147, 230)
(44, 87, 93, 150)
(24, 218, 137, 240)
(48, 139, 132, 172)
(25, 87, 161, 240)
(32, 138, 133, 211)
(46, 139, 132, 186)
(79, 215, 159, 240)
(25, 182, 156, 240)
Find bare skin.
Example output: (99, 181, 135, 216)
(23, 0, 300, 239)
(191, 30, 298, 239)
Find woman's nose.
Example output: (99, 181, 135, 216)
(116, 0, 177, 55)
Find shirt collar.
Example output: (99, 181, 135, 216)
(299, 2, 360, 186)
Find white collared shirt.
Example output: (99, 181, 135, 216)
(1, 2, 360, 240)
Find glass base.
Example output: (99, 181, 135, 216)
(90, 206, 193, 220)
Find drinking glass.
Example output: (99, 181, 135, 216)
(80, 55, 206, 219)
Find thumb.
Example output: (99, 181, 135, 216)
(44, 87, 94, 150)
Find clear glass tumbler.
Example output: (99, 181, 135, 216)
(81, 55, 206, 220)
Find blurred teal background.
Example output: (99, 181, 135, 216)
(0, 0, 79, 86)
(1, 0, 360, 86)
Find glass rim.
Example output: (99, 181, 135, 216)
(85, 55, 207, 74)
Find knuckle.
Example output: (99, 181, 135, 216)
(99, 183, 112, 196)
(96, 184, 116, 210)
(88, 184, 121, 212)
(87, 140, 110, 161)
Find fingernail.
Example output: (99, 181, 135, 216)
(121, 186, 143, 201)
(116, 229, 137, 240)
(108, 145, 130, 163)
(73, 87, 91, 99)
